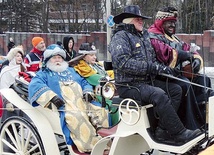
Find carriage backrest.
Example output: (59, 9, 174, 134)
(10, 76, 29, 101)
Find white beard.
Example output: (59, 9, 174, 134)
(46, 61, 68, 72)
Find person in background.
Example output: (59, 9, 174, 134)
(148, 6, 214, 130)
(28, 44, 108, 153)
(56, 41, 63, 47)
(108, 5, 201, 143)
(0, 45, 26, 89)
(24, 37, 46, 72)
(1, 37, 16, 71)
(7, 37, 15, 52)
(70, 42, 118, 125)
(0, 45, 27, 123)
(63, 36, 77, 61)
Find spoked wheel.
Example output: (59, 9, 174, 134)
(0, 116, 46, 155)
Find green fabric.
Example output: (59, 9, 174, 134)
(86, 74, 102, 86)
(86, 74, 119, 126)
(97, 95, 119, 126)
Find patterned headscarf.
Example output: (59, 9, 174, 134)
(155, 11, 177, 21)
(149, 7, 178, 34)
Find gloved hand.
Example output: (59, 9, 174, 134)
(178, 50, 193, 62)
(190, 43, 200, 53)
(158, 65, 173, 75)
(19, 72, 32, 82)
(192, 58, 201, 73)
(50, 96, 65, 109)
(149, 62, 178, 77)
(83, 92, 95, 102)
(171, 68, 181, 77)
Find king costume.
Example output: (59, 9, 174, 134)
(28, 44, 108, 153)
(148, 7, 214, 130)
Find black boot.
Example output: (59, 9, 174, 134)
(173, 129, 202, 143)
(155, 126, 171, 141)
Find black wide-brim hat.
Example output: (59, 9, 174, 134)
(113, 5, 151, 24)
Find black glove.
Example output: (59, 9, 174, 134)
(192, 58, 201, 73)
(158, 65, 174, 75)
(83, 92, 95, 102)
(147, 63, 173, 75)
(178, 50, 193, 62)
(170, 68, 181, 77)
(50, 96, 65, 109)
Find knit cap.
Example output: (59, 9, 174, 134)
(32, 37, 44, 47)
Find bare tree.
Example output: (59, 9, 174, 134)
(0, 0, 214, 33)
(41, 0, 49, 33)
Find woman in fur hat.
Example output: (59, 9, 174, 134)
(0, 45, 26, 89)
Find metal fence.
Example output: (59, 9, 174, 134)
(0, 32, 108, 61)
(1, 31, 214, 66)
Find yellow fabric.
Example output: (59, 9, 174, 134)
(36, 90, 56, 107)
(97, 61, 104, 67)
(193, 54, 203, 70)
(74, 60, 96, 77)
(37, 81, 109, 153)
(169, 49, 178, 68)
(61, 81, 108, 153)
(107, 70, 114, 79)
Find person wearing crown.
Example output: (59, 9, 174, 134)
(148, 6, 214, 130)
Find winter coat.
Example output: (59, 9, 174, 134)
(24, 47, 43, 72)
(148, 24, 203, 70)
(0, 46, 26, 88)
(108, 24, 157, 84)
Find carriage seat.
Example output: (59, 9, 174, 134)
(111, 95, 157, 135)
(11, 76, 29, 101)
(112, 96, 142, 107)
(111, 95, 154, 110)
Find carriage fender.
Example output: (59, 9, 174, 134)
(0, 88, 61, 155)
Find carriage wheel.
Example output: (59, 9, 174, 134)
(0, 116, 46, 155)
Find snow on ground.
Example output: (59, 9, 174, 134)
(199, 67, 214, 89)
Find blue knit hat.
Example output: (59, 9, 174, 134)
(43, 44, 66, 64)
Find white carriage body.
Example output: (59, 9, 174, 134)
(0, 87, 214, 155)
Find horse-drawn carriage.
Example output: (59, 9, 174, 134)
(0, 76, 214, 155)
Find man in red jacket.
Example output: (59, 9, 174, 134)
(24, 37, 46, 72)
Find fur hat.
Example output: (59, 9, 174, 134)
(43, 44, 66, 64)
(32, 37, 44, 47)
(113, 5, 151, 24)
(6, 45, 24, 61)
(78, 43, 97, 55)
